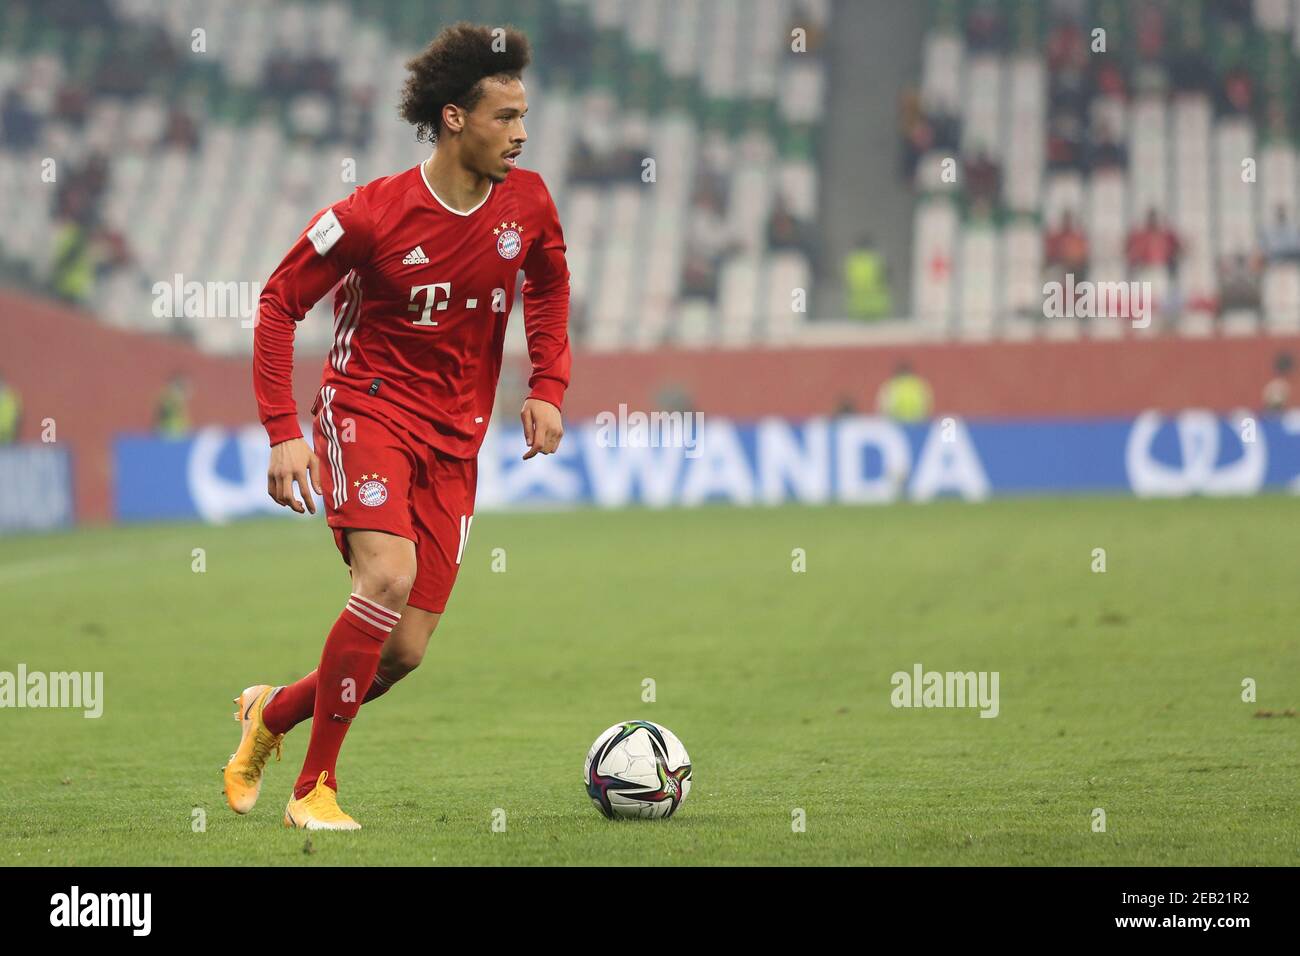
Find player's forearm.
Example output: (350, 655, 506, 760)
(252, 292, 303, 446)
(523, 296, 571, 408)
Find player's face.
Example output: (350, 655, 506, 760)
(465, 78, 528, 183)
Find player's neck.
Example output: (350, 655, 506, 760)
(422, 150, 491, 214)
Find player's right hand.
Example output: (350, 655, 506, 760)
(268, 438, 323, 514)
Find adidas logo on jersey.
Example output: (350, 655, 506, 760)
(402, 246, 429, 265)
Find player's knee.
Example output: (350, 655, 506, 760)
(355, 567, 415, 611)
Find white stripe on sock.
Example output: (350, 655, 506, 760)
(346, 600, 396, 633)
(348, 592, 402, 623)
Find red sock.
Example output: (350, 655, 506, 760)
(292, 593, 402, 799)
(263, 667, 399, 736)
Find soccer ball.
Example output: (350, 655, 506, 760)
(583, 720, 692, 819)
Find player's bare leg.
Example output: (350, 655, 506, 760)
(284, 530, 413, 830)
(374, 605, 442, 685)
(261, 604, 442, 736)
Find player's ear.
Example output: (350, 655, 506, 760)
(441, 102, 465, 135)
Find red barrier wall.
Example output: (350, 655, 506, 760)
(2, 288, 1296, 524)
(566, 337, 1300, 420)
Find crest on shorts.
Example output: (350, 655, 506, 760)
(354, 473, 389, 507)
(493, 220, 523, 260)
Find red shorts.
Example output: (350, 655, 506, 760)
(311, 385, 477, 614)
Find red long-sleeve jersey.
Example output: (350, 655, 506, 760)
(253, 163, 571, 457)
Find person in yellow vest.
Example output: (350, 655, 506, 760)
(845, 234, 893, 320)
(877, 361, 933, 422)
(51, 222, 95, 304)
(155, 373, 192, 438)
(0, 375, 21, 444)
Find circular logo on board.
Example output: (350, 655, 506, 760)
(358, 480, 388, 507)
(497, 228, 522, 260)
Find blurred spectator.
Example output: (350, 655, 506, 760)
(927, 109, 961, 154)
(42, 0, 113, 29)
(50, 222, 94, 303)
(1170, 37, 1212, 94)
(1050, 76, 1088, 119)
(682, 191, 735, 300)
(163, 109, 200, 151)
(155, 374, 191, 438)
(876, 361, 933, 422)
(1047, 17, 1088, 114)
(844, 235, 892, 321)
(264, 53, 339, 99)
(1, 87, 43, 150)
(1088, 117, 1127, 171)
(0, 375, 21, 445)
(964, 148, 1001, 204)
(1045, 211, 1090, 280)
(767, 193, 815, 256)
(54, 83, 91, 128)
(94, 226, 133, 280)
(1215, 0, 1253, 24)
(1217, 252, 1262, 314)
(1091, 60, 1127, 100)
(692, 163, 728, 215)
(682, 251, 721, 300)
(56, 154, 110, 226)
(1046, 17, 1088, 73)
(568, 140, 604, 183)
(98, 24, 177, 97)
(1263, 352, 1293, 412)
(1125, 209, 1183, 271)
(1134, 2, 1168, 61)
(1218, 64, 1253, 116)
(965, 0, 1006, 53)
(1047, 112, 1086, 172)
(1259, 206, 1300, 264)
(898, 89, 932, 178)
(570, 140, 648, 185)
(339, 87, 376, 150)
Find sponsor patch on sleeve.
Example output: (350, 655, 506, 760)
(308, 209, 345, 256)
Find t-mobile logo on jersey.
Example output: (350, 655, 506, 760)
(408, 284, 509, 326)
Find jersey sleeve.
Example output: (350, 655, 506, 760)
(520, 177, 572, 410)
(253, 190, 373, 445)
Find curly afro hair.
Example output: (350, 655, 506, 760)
(399, 22, 532, 144)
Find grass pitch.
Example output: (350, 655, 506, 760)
(1, 496, 1296, 866)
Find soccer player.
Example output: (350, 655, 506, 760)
(223, 23, 569, 830)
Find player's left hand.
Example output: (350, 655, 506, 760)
(521, 398, 563, 460)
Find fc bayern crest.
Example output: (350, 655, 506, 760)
(357, 474, 388, 507)
(494, 221, 523, 259)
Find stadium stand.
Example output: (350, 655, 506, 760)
(0, 0, 829, 353)
(904, 0, 1300, 338)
